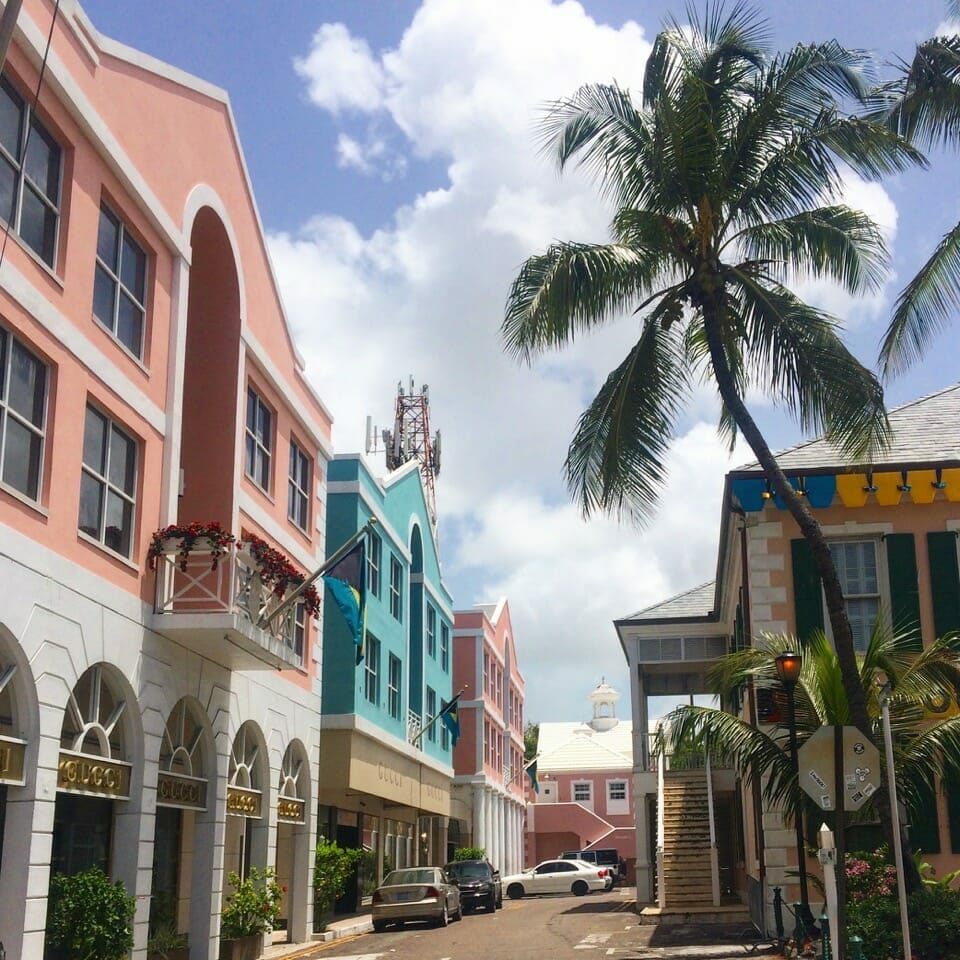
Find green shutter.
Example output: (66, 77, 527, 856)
(909, 779, 941, 855)
(946, 766, 960, 854)
(791, 538, 824, 643)
(886, 533, 921, 650)
(928, 531, 960, 638)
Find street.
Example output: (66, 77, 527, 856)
(299, 888, 641, 960)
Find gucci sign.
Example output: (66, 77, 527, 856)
(157, 772, 207, 811)
(0, 736, 26, 785)
(57, 752, 130, 799)
(277, 797, 305, 824)
(226, 785, 262, 818)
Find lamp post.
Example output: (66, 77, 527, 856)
(775, 650, 811, 939)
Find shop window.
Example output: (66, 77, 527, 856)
(93, 204, 147, 358)
(0, 76, 62, 267)
(0, 326, 47, 502)
(78, 404, 137, 558)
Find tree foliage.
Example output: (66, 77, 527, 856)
(46, 867, 135, 960)
(314, 839, 362, 929)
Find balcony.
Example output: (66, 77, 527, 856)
(150, 540, 305, 670)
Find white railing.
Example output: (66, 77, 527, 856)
(406, 709, 422, 745)
(656, 743, 666, 907)
(152, 542, 302, 660)
(706, 752, 721, 906)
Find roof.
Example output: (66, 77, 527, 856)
(619, 581, 716, 622)
(735, 382, 960, 474)
(537, 719, 633, 773)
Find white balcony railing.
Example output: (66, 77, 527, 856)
(151, 540, 303, 668)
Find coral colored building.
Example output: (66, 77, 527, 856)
(451, 599, 526, 873)
(526, 683, 636, 879)
(0, 2, 334, 957)
(618, 384, 960, 930)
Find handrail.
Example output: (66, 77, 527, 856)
(656, 742, 666, 907)
(706, 751, 721, 905)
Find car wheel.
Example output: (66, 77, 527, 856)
(373, 920, 387, 933)
(507, 883, 524, 900)
(572, 879, 589, 896)
(453, 900, 463, 922)
(486, 890, 497, 913)
(496, 891, 503, 909)
(436, 901, 449, 927)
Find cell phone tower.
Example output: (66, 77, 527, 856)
(365, 377, 441, 525)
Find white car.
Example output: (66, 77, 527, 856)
(502, 859, 610, 899)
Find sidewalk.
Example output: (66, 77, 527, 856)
(261, 910, 374, 959)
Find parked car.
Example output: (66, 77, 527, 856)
(501, 859, 609, 899)
(442, 859, 503, 913)
(561, 848, 623, 883)
(371, 866, 462, 931)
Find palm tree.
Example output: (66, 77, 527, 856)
(502, 1, 921, 881)
(662, 627, 960, 903)
(871, 14, 960, 376)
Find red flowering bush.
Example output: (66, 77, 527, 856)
(220, 866, 283, 938)
(244, 534, 321, 618)
(845, 846, 897, 902)
(148, 521, 236, 572)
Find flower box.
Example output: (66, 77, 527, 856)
(218, 933, 265, 960)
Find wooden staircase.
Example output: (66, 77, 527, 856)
(660, 769, 715, 909)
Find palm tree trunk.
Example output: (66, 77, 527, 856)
(701, 311, 922, 892)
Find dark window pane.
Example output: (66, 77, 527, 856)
(82, 407, 106, 472)
(93, 265, 116, 329)
(246, 388, 256, 430)
(78, 471, 103, 538)
(20, 186, 56, 264)
(256, 403, 271, 444)
(0, 328, 6, 394)
(97, 207, 119, 266)
(108, 426, 135, 494)
(244, 434, 255, 478)
(2, 416, 41, 497)
(257, 450, 270, 489)
(105, 490, 132, 556)
(24, 122, 60, 202)
(0, 82, 22, 158)
(0, 156, 17, 224)
(9, 340, 45, 425)
(117, 292, 143, 356)
(120, 233, 146, 297)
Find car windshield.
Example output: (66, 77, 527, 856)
(446, 862, 489, 879)
(384, 868, 435, 886)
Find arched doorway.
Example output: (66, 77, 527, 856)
(224, 722, 269, 882)
(151, 698, 212, 945)
(275, 741, 310, 942)
(50, 665, 134, 888)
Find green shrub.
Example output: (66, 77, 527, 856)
(847, 885, 960, 960)
(220, 866, 284, 938)
(453, 846, 486, 861)
(47, 867, 136, 960)
(313, 839, 361, 929)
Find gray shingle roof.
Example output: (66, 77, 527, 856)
(734, 382, 960, 474)
(619, 580, 716, 622)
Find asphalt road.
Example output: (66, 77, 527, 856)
(299, 887, 643, 960)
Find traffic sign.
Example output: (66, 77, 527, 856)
(796, 725, 881, 812)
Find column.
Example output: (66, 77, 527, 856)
(473, 785, 484, 850)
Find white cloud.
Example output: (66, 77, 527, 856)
(273, 0, 880, 721)
(335, 131, 408, 179)
(294, 23, 386, 113)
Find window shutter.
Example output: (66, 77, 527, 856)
(946, 767, 960, 854)
(886, 533, 921, 650)
(927, 531, 960, 638)
(791, 538, 824, 642)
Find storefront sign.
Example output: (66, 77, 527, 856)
(0, 735, 27, 786)
(277, 796, 306, 824)
(57, 751, 131, 799)
(157, 772, 207, 811)
(226, 785, 262, 818)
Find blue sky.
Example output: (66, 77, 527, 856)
(81, 0, 960, 723)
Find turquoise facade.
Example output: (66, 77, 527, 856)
(322, 456, 455, 767)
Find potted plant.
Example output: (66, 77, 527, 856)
(148, 520, 236, 572)
(46, 867, 136, 960)
(219, 866, 284, 960)
(244, 534, 321, 618)
(313, 838, 362, 931)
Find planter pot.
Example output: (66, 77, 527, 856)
(218, 933, 265, 960)
(148, 949, 189, 960)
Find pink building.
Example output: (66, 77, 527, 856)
(451, 599, 526, 873)
(0, 3, 333, 957)
(527, 683, 636, 882)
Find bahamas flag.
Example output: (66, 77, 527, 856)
(526, 760, 539, 794)
(440, 695, 461, 747)
(322, 539, 367, 662)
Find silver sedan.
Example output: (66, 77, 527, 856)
(371, 866, 462, 931)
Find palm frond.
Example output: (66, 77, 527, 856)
(878, 219, 960, 377)
(502, 242, 668, 364)
(564, 317, 689, 525)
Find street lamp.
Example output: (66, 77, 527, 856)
(775, 651, 812, 940)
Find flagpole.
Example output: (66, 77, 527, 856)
(410, 686, 468, 746)
(258, 518, 377, 629)
(504, 753, 540, 789)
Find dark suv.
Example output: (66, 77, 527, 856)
(442, 859, 503, 913)
(561, 848, 623, 884)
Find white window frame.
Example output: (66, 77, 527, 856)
(389, 554, 402, 621)
(287, 438, 311, 531)
(426, 686, 437, 742)
(368, 531, 382, 598)
(606, 779, 628, 815)
(824, 537, 888, 653)
(244, 386, 272, 492)
(78, 404, 138, 558)
(426, 604, 436, 658)
(387, 653, 401, 719)
(440, 622, 449, 672)
(364, 635, 380, 705)
(572, 781, 593, 808)
(0, 327, 47, 502)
